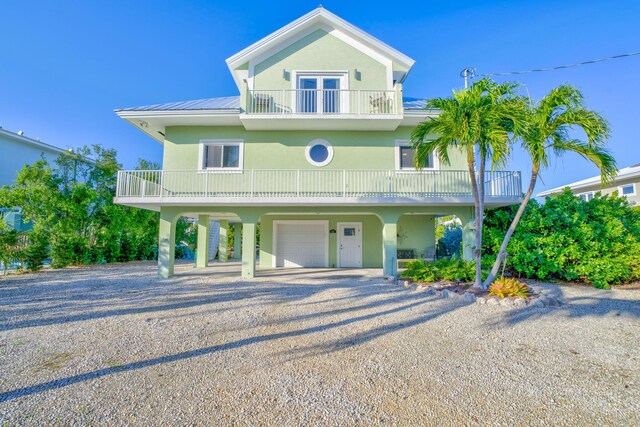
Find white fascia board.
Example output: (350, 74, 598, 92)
(537, 166, 640, 197)
(116, 110, 243, 144)
(226, 7, 415, 90)
(0, 128, 69, 155)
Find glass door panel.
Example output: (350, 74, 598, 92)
(322, 78, 340, 113)
(298, 78, 317, 113)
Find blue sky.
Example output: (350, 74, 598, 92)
(1, 0, 638, 193)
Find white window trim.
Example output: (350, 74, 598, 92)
(198, 139, 244, 172)
(292, 70, 349, 113)
(272, 220, 329, 268)
(394, 140, 440, 171)
(305, 139, 334, 167)
(578, 191, 595, 201)
(618, 183, 637, 197)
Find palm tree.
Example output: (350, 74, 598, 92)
(411, 79, 526, 287)
(482, 84, 617, 287)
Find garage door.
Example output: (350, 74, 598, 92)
(274, 221, 328, 267)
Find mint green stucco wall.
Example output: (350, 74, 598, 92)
(163, 126, 466, 171)
(259, 213, 435, 268)
(397, 214, 436, 256)
(253, 29, 388, 91)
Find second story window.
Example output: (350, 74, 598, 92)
(199, 140, 243, 171)
(619, 184, 636, 197)
(395, 141, 437, 171)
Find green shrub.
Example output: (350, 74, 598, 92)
(483, 189, 640, 288)
(401, 257, 476, 283)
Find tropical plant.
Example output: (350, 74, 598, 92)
(483, 85, 616, 287)
(411, 79, 527, 287)
(483, 190, 640, 289)
(488, 277, 531, 299)
(437, 224, 462, 257)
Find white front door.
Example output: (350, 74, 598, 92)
(338, 222, 362, 268)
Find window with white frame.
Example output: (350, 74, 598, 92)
(619, 184, 636, 197)
(199, 140, 243, 170)
(579, 192, 595, 202)
(395, 141, 437, 170)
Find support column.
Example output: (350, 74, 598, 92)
(233, 223, 242, 260)
(158, 209, 177, 279)
(458, 209, 475, 261)
(196, 214, 210, 268)
(382, 222, 398, 278)
(218, 220, 229, 262)
(241, 222, 256, 278)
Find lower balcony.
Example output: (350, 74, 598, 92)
(115, 169, 522, 209)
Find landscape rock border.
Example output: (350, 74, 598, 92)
(396, 279, 564, 309)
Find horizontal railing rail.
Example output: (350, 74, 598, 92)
(246, 89, 399, 115)
(116, 169, 522, 200)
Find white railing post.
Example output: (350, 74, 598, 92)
(296, 169, 300, 196)
(250, 169, 255, 197)
(342, 170, 347, 197)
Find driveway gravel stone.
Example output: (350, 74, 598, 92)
(0, 261, 638, 426)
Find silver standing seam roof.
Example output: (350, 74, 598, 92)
(116, 96, 429, 112)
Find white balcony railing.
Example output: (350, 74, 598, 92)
(246, 89, 399, 115)
(116, 169, 522, 200)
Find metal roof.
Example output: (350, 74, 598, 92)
(116, 96, 429, 112)
(116, 96, 241, 112)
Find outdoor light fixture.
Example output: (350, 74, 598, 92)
(330, 229, 337, 234)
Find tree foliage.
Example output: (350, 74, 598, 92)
(0, 146, 176, 271)
(483, 190, 640, 289)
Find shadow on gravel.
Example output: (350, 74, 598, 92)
(0, 264, 385, 331)
(484, 293, 640, 328)
(0, 290, 461, 403)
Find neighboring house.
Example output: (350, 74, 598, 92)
(0, 127, 69, 230)
(114, 7, 522, 279)
(538, 163, 640, 206)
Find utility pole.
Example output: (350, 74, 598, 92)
(460, 67, 476, 89)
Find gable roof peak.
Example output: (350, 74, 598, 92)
(225, 7, 415, 89)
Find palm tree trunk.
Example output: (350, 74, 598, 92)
(475, 157, 486, 288)
(466, 150, 482, 288)
(483, 168, 539, 287)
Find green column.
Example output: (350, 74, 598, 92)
(158, 209, 177, 279)
(241, 222, 256, 278)
(196, 214, 210, 268)
(233, 223, 242, 260)
(218, 220, 229, 262)
(458, 209, 475, 261)
(382, 222, 398, 278)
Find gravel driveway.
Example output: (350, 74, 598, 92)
(0, 261, 638, 426)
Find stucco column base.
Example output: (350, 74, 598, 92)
(158, 209, 177, 279)
(241, 222, 256, 278)
(196, 214, 210, 268)
(382, 222, 398, 278)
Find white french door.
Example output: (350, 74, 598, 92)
(295, 73, 347, 114)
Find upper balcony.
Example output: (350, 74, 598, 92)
(240, 88, 403, 131)
(114, 169, 522, 210)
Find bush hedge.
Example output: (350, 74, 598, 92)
(483, 189, 640, 288)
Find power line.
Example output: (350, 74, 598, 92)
(461, 51, 640, 83)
